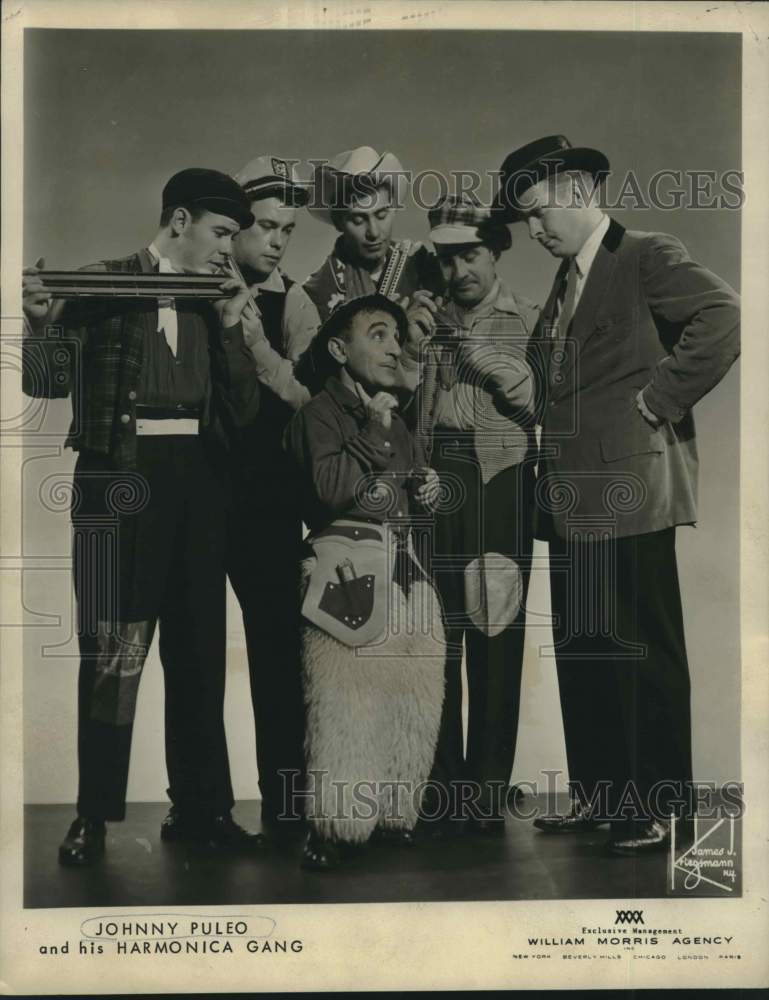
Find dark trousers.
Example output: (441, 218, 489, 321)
(226, 471, 306, 828)
(549, 528, 693, 829)
(427, 441, 534, 819)
(73, 437, 234, 821)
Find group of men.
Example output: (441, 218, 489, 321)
(22, 134, 740, 872)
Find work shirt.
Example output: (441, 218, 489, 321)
(284, 375, 425, 534)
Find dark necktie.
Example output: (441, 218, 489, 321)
(554, 257, 578, 343)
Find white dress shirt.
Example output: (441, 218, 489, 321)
(571, 213, 611, 309)
(147, 242, 178, 357)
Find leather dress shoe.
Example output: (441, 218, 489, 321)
(58, 817, 106, 867)
(300, 832, 362, 871)
(606, 819, 671, 856)
(161, 807, 268, 852)
(370, 826, 415, 847)
(533, 804, 606, 834)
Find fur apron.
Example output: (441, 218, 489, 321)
(300, 541, 446, 844)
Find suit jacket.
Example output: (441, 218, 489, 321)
(22, 248, 260, 470)
(529, 218, 740, 540)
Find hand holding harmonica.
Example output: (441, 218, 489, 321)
(400, 289, 448, 361)
(22, 258, 59, 324)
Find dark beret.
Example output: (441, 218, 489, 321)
(162, 167, 255, 229)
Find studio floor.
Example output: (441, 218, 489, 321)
(24, 796, 680, 909)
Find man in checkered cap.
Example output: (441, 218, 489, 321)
(226, 155, 321, 840)
(401, 193, 540, 837)
(303, 146, 441, 322)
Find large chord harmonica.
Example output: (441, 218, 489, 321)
(36, 271, 232, 299)
(376, 239, 413, 299)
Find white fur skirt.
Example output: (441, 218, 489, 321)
(300, 557, 446, 844)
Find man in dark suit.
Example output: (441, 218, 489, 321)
(494, 136, 740, 854)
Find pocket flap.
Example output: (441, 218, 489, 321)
(600, 411, 664, 463)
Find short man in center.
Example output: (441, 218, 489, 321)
(285, 294, 446, 870)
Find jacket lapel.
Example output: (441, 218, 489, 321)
(539, 259, 568, 339)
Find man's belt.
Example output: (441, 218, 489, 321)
(135, 404, 201, 436)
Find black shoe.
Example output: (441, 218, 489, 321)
(370, 826, 416, 847)
(533, 804, 606, 834)
(606, 819, 671, 856)
(58, 817, 106, 867)
(467, 816, 506, 837)
(300, 832, 357, 871)
(161, 808, 268, 853)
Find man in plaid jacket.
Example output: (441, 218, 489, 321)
(22, 168, 265, 866)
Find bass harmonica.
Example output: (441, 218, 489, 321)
(35, 271, 232, 299)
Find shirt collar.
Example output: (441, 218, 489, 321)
(249, 266, 286, 293)
(574, 214, 610, 279)
(146, 242, 180, 273)
(448, 278, 522, 324)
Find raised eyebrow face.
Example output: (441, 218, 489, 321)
(365, 315, 397, 337)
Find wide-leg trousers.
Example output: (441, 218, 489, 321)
(548, 527, 693, 829)
(73, 437, 234, 821)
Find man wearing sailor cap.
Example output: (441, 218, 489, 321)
(227, 155, 321, 840)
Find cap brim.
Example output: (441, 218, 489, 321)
(243, 180, 310, 207)
(430, 224, 484, 246)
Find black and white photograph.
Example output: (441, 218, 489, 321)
(1, 0, 767, 993)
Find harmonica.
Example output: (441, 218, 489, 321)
(376, 239, 413, 299)
(36, 271, 231, 299)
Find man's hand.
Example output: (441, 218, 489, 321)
(635, 389, 663, 428)
(412, 466, 440, 508)
(213, 276, 254, 329)
(355, 381, 398, 431)
(402, 290, 443, 358)
(23, 257, 56, 324)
